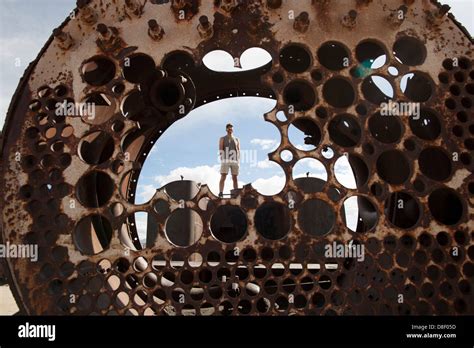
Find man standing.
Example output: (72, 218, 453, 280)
(219, 123, 240, 198)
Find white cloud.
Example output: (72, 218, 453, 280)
(334, 156, 357, 189)
(293, 158, 327, 181)
(134, 212, 149, 246)
(153, 165, 244, 195)
(136, 184, 157, 204)
(256, 159, 277, 169)
(343, 196, 360, 232)
(252, 175, 286, 196)
(251, 138, 279, 151)
(203, 47, 272, 72)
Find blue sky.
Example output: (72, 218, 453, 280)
(0, 0, 472, 235)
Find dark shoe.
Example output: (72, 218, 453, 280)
(218, 192, 223, 198)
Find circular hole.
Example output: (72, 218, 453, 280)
(279, 245, 292, 260)
(121, 90, 146, 119)
(188, 253, 203, 268)
(388, 66, 399, 76)
(170, 253, 185, 270)
(335, 154, 368, 189)
(362, 75, 394, 104)
(328, 114, 361, 147)
(356, 103, 367, 115)
(272, 72, 284, 83)
(316, 106, 327, 119)
(461, 97, 472, 109)
(393, 36, 427, 66)
(355, 40, 387, 69)
(293, 158, 327, 190)
(280, 149, 293, 162)
(318, 41, 350, 71)
(341, 196, 378, 233)
(45, 98, 58, 112)
(319, 275, 332, 290)
(76, 171, 114, 208)
(369, 112, 403, 143)
(404, 137, 416, 151)
(419, 147, 452, 181)
(413, 178, 425, 193)
(460, 153, 471, 165)
(61, 125, 74, 138)
(445, 98, 456, 110)
(199, 268, 213, 283)
(438, 72, 449, 84)
(210, 205, 247, 243)
(454, 71, 465, 83)
(288, 118, 321, 151)
(466, 138, 474, 150)
(260, 247, 275, 262)
(279, 44, 312, 73)
(38, 86, 52, 98)
(82, 92, 116, 125)
(371, 182, 384, 196)
(25, 127, 39, 139)
(73, 215, 113, 255)
(450, 85, 461, 96)
(276, 110, 287, 122)
(401, 72, 433, 102)
(428, 188, 464, 226)
(122, 53, 156, 84)
(82, 56, 116, 86)
(385, 192, 420, 229)
(298, 199, 335, 236)
(255, 202, 291, 240)
(409, 108, 441, 141)
(323, 77, 355, 108)
(283, 80, 316, 111)
(377, 150, 410, 185)
(78, 131, 115, 165)
(55, 85, 68, 97)
(165, 209, 203, 247)
(466, 83, 474, 95)
(459, 57, 472, 70)
(456, 111, 468, 123)
(311, 69, 323, 81)
(133, 256, 149, 272)
(112, 83, 125, 95)
(321, 146, 334, 159)
(120, 212, 158, 250)
(150, 78, 185, 111)
(275, 296, 289, 312)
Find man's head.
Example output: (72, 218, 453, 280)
(226, 123, 233, 135)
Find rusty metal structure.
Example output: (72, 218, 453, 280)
(0, 0, 473, 315)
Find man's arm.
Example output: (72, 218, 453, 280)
(219, 137, 224, 160)
(236, 138, 240, 161)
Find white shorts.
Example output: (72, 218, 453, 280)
(220, 162, 239, 175)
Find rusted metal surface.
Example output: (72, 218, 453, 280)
(0, 0, 473, 315)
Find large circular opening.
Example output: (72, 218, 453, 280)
(254, 202, 291, 240)
(151, 78, 185, 110)
(165, 209, 203, 247)
(210, 205, 247, 243)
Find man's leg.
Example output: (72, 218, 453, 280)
(232, 175, 238, 190)
(231, 163, 239, 190)
(219, 174, 227, 195)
